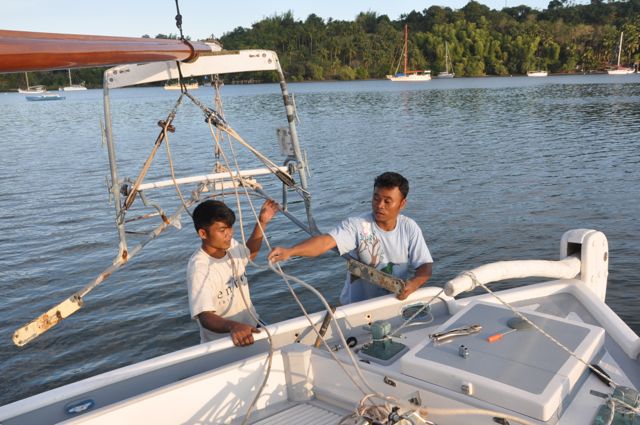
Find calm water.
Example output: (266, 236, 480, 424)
(0, 75, 639, 406)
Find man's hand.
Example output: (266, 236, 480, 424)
(258, 199, 279, 226)
(397, 279, 421, 300)
(396, 263, 432, 300)
(267, 246, 292, 264)
(228, 322, 261, 346)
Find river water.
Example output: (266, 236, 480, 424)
(0, 75, 639, 406)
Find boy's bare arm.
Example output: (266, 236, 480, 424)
(197, 311, 260, 346)
(246, 199, 279, 260)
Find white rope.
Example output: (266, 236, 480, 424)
(205, 115, 418, 412)
(162, 121, 192, 218)
(200, 91, 271, 425)
(390, 289, 444, 338)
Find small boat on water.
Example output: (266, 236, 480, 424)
(1, 27, 639, 425)
(164, 80, 199, 90)
(386, 24, 431, 82)
(608, 32, 636, 75)
(61, 69, 87, 91)
(17, 72, 46, 93)
(438, 41, 455, 78)
(527, 70, 548, 77)
(25, 93, 65, 101)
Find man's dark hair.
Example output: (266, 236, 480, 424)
(192, 200, 236, 231)
(374, 172, 409, 199)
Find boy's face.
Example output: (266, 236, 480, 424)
(198, 221, 233, 252)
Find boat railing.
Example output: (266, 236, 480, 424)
(445, 229, 609, 300)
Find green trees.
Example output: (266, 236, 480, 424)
(1, 1, 639, 88)
(218, 1, 639, 81)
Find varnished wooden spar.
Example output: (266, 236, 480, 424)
(0, 29, 215, 73)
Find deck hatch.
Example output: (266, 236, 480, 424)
(399, 301, 605, 421)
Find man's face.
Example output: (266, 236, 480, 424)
(199, 221, 233, 251)
(371, 186, 406, 223)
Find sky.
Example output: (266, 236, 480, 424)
(2, 0, 588, 40)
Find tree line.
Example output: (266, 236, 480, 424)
(1, 0, 639, 90)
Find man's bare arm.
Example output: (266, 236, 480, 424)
(397, 262, 432, 300)
(268, 234, 337, 263)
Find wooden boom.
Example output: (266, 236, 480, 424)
(0, 29, 215, 73)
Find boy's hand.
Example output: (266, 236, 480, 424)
(228, 322, 261, 346)
(258, 199, 279, 225)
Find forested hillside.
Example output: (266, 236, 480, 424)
(1, 0, 639, 90)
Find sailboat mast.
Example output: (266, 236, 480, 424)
(617, 32, 623, 68)
(445, 42, 449, 73)
(24, 72, 29, 89)
(403, 24, 408, 75)
(68, 69, 72, 85)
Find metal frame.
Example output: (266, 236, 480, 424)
(102, 48, 318, 263)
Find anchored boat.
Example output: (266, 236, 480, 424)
(61, 69, 87, 91)
(164, 80, 199, 90)
(386, 25, 431, 82)
(1, 28, 639, 425)
(607, 32, 635, 75)
(25, 93, 65, 101)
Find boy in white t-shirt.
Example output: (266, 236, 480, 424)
(187, 199, 278, 346)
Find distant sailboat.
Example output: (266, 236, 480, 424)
(527, 70, 548, 77)
(61, 69, 87, 91)
(17, 72, 46, 94)
(386, 24, 431, 82)
(438, 42, 455, 78)
(164, 80, 199, 90)
(607, 32, 635, 75)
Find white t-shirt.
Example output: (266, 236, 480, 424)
(186, 239, 259, 343)
(328, 213, 433, 304)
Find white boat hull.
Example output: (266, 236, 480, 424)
(607, 68, 635, 75)
(18, 86, 46, 94)
(2, 229, 638, 425)
(386, 73, 431, 82)
(527, 71, 548, 77)
(62, 85, 87, 91)
(438, 72, 455, 78)
(164, 82, 199, 90)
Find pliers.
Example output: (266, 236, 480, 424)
(430, 324, 482, 342)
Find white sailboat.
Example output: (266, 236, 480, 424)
(17, 72, 46, 94)
(438, 41, 455, 78)
(61, 69, 87, 91)
(608, 32, 635, 75)
(164, 80, 199, 90)
(0, 28, 640, 425)
(1, 29, 640, 425)
(527, 70, 548, 77)
(386, 24, 431, 82)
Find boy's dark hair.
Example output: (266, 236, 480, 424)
(192, 200, 236, 232)
(374, 172, 409, 199)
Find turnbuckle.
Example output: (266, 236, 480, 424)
(430, 324, 482, 342)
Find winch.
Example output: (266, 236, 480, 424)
(358, 321, 409, 366)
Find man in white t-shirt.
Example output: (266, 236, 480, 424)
(268, 172, 432, 304)
(187, 199, 278, 346)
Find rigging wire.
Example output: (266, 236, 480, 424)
(206, 112, 378, 403)
(162, 119, 193, 218)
